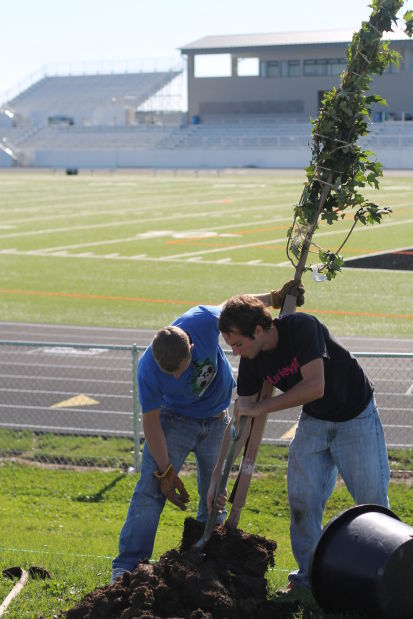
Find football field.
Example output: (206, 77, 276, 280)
(0, 168, 412, 338)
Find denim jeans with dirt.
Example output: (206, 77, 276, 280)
(287, 396, 390, 589)
(111, 408, 229, 582)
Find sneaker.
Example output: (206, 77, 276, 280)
(110, 569, 129, 584)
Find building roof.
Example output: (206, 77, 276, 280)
(180, 28, 410, 53)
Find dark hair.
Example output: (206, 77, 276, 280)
(219, 295, 273, 338)
(152, 326, 191, 372)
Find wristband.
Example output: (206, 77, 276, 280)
(154, 463, 172, 479)
(270, 290, 278, 309)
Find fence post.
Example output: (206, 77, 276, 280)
(132, 344, 141, 472)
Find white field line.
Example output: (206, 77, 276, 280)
(0, 192, 254, 223)
(0, 249, 411, 270)
(0, 201, 289, 240)
(406, 383, 413, 395)
(1, 218, 412, 267)
(17, 215, 291, 253)
(153, 217, 413, 260)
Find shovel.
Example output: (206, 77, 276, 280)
(0, 566, 51, 617)
(192, 414, 248, 552)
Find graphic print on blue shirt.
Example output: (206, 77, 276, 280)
(190, 357, 217, 396)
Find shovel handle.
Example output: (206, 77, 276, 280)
(0, 569, 28, 617)
(192, 415, 248, 551)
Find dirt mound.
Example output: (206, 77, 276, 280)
(64, 518, 284, 618)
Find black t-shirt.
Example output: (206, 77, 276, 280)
(237, 313, 373, 422)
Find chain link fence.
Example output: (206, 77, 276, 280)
(0, 341, 412, 470)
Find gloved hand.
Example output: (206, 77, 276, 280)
(271, 280, 305, 308)
(154, 463, 190, 510)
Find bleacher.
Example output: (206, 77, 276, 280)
(20, 125, 176, 150)
(1, 67, 413, 169)
(8, 72, 181, 125)
(158, 115, 312, 150)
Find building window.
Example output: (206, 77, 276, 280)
(280, 60, 300, 77)
(237, 57, 260, 76)
(261, 59, 300, 78)
(194, 54, 232, 78)
(303, 58, 347, 77)
(265, 60, 280, 77)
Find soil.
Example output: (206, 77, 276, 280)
(63, 518, 294, 619)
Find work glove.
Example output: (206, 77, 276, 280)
(154, 463, 190, 510)
(270, 280, 305, 308)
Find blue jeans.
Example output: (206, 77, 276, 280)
(112, 408, 229, 581)
(287, 396, 390, 588)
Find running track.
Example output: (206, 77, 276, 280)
(0, 322, 412, 448)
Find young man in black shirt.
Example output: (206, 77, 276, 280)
(210, 294, 390, 590)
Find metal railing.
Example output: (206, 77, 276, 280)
(0, 341, 412, 471)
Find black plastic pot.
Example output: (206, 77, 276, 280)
(309, 504, 413, 618)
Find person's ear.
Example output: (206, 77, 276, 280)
(253, 325, 263, 339)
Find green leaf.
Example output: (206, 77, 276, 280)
(365, 94, 388, 107)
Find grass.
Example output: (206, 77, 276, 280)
(0, 428, 137, 468)
(0, 169, 412, 337)
(0, 449, 413, 618)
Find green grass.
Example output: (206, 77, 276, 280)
(0, 169, 412, 337)
(0, 458, 412, 618)
(0, 428, 137, 468)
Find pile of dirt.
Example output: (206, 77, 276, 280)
(64, 518, 289, 619)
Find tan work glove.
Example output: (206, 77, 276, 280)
(154, 463, 190, 510)
(270, 280, 305, 309)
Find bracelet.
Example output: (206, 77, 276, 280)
(154, 463, 172, 479)
(270, 290, 278, 309)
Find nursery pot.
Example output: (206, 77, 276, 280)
(309, 504, 413, 618)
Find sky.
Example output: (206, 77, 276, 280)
(0, 0, 376, 98)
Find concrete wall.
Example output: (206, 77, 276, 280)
(28, 145, 413, 170)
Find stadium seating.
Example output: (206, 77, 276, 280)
(8, 72, 181, 125)
(1, 70, 413, 168)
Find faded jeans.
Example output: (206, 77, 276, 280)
(287, 396, 390, 588)
(112, 408, 229, 581)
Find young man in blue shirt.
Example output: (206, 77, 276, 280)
(111, 281, 304, 582)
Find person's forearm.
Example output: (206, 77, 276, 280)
(253, 378, 323, 417)
(251, 292, 271, 307)
(142, 414, 170, 472)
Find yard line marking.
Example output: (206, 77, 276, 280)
(14, 215, 291, 253)
(161, 218, 413, 260)
(0, 203, 292, 240)
(406, 383, 413, 395)
(5, 249, 412, 273)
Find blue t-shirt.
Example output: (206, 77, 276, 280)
(138, 305, 235, 419)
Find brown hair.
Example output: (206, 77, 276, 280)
(152, 326, 191, 372)
(219, 295, 273, 339)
